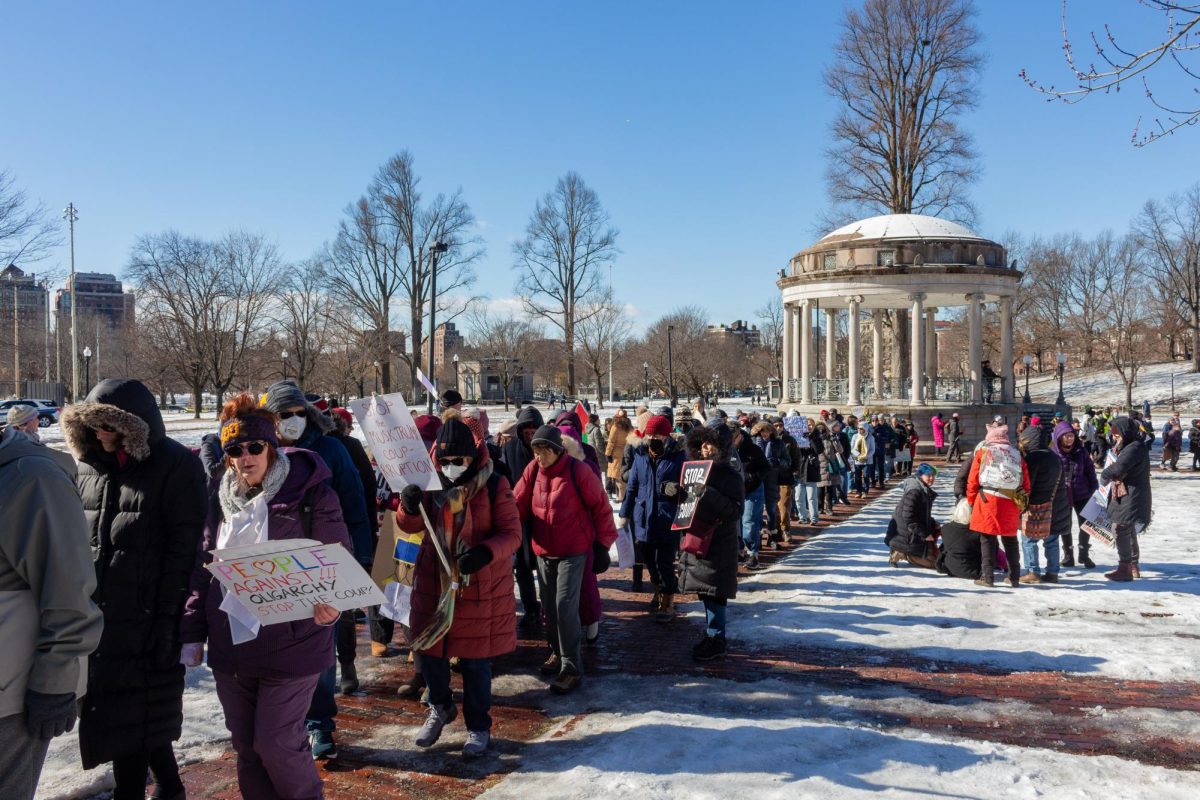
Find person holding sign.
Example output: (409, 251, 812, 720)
(180, 394, 350, 800)
(396, 415, 522, 758)
(679, 421, 745, 661)
(1099, 417, 1152, 582)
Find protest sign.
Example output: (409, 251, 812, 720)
(350, 393, 440, 491)
(370, 513, 422, 624)
(672, 460, 713, 531)
(207, 539, 386, 625)
(1079, 495, 1116, 548)
(783, 415, 810, 448)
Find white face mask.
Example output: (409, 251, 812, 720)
(278, 416, 307, 443)
(442, 464, 469, 482)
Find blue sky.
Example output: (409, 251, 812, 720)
(3, 0, 1194, 333)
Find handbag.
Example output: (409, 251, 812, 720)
(681, 518, 718, 558)
(951, 497, 972, 525)
(1020, 481, 1058, 540)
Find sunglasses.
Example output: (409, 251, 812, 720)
(278, 410, 306, 420)
(94, 424, 117, 433)
(224, 441, 268, 458)
(438, 457, 466, 467)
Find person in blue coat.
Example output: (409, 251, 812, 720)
(261, 380, 369, 761)
(619, 414, 685, 623)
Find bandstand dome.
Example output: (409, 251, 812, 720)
(776, 212, 1024, 414)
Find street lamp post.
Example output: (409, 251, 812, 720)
(373, 360, 381, 394)
(426, 240, 450, 413)
(1022, 354, 1033, 405)
(82, 346, 92, 396)
(1056, 352, 1067, 406)
(281, 349, 288, 381)
(452, 353, 460, 393)
(64, 203, 79, 402)
(667, 324, 676, 408)
(643, 361, 649, 400)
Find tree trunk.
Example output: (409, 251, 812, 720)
(1192, 306, 1199, 373)
(565, 316, 576, 396)
(192, 378, 203, 420)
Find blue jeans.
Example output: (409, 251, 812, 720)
(840, 471, 852, 501)
(741, 484, 766, 553)
(1020, 533, 1061, 575)
(794, 481, 819, 523)
(853, 464, 867, 492)
(421, 655, 493, 732)
(702, 597, 727, 637)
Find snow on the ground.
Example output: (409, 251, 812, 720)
(479, 674, 1200, 800)
(721, 464, 1200, 682)
(1027, 360, 1200, 413)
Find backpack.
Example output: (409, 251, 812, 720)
(978, 443, 1022, 491)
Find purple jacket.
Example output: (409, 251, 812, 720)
(1051, 421, 1099, 508)
(180, 448, 351, 679)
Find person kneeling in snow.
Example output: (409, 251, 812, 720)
(885, 463, 941, 569)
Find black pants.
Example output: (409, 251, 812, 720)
(1114, 522, 1141, 564)
(112, 745, 180, 800)
(514, 530, 541, 617)
(947, 438, 961, 462)
(980, 536, 1021, 578)
(336, 609, 357, 664)
(1062, 502, 1092, 554)
(644, 536, 680, 594)
(368, 605, 394, 646)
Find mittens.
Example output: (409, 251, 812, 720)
(457, 545, 494, 576)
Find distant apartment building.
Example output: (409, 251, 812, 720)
(706, 319, 762, 348)
(420, 322, 464, 366)
(0, 264, 49, 332)
(56, 272, 136, 328)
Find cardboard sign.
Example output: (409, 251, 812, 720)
(783, 415, 810, 448)
(207, 539, 386, 625)
(672, 460, 713, 531)
(350, 393, 440, 491)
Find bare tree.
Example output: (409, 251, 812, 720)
(325, 152, 483, 396)
(755, 296, 784, 382)
(275, 257, 337, 387)
(1022, 1, 1200, 145)
(1097, 237, 1158, 409)
(1136, 185, 1200, 372)
(466, 309, 539, 410)
(0, 170, 60, 265)
(575, 289, 627, 408)
(823, 0, 983, 223)
(514, 172, 619, 395)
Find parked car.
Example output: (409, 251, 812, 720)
(0, 398, 61, 427)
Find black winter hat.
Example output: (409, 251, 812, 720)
(530, 424, 564, 453)
(441, 388, 463, 407)
(435, 418, 477, 460)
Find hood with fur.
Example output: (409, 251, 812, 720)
(61, 378, 163, 461)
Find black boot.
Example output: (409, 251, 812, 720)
(632, 564, 645, 593)
(1079, 543, 1095, 569)
(339, 661, 359, 694)
(975, 538, 996, 587)
(1060, 533, 1075, 568)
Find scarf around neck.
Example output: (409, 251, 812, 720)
(220, 451, 291, 522)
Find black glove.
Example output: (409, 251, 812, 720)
(150, 615, 181, 670)
(592, 540, 612, 574)
(400, 484, 424, 515)
(457, 545, 494, 576)
(659, 481, 680, 498)
(25, 690, 77, 739)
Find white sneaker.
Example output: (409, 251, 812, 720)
(415, 704, 457, 747)
(462, 729, 490, 758)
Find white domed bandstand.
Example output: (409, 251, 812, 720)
(776, 214, 1056, 439)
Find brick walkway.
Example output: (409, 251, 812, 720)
(176, 486, 1200, 798)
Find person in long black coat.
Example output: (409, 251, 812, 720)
(885, 464, 940, 568)
(1101, 417, 1153, 582)
(1016, 425, 1073, 583)
(679, 421, 745, 661)
(500, 404, 545, 626)
(61, 379, 206, 800)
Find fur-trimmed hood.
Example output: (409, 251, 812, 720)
(62, 378, 164, 461)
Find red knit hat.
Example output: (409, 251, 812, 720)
(332, 408, 352, 427)
(414, 414, 443, 447)
(644, 415, 673, 437)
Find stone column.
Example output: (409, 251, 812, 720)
(872, 309, 884, 399)
(800, 300, 813, 405)
(925, 307, 938, 393)
(847, 296, 862, 406)
(790, 305, 801, 390)
(782, 302, 793, 399)
(824, 308, 836, 380)
(1000, 295, 1014, 402)
(968, 293, 983, 404)
(910, 293, 926, 406)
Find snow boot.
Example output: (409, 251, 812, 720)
(1061, 534, 1076, 568)
(539, 653, 561, 676)
(655, 593, 676, 623)
(973, 575, 994, 588)
(1019, 571, 1041, 585)
(1079, 545, 1095, 569)
(632, 564, 645, 593)
(692, 634, 728, 662)
(1105, 563, 1135, 582)
(339, 661, 359, 694)
(649, 588, 662, 613)
(397, 670, 426, 699)
(1131, 562, 1141, 578)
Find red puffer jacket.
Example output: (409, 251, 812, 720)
(513, 452, 618, 558)
(396, 445, 522, 660)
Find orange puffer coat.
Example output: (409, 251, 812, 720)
(396, 446, 522, 660)
(965, 443, 1031, 538)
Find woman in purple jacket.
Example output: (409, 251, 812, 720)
(1051, 420, 1100, 569)
(180, 394, 349, 800)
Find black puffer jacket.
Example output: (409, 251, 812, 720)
(936, 521, 982, 579)
(679, 455, 745, 600)
(885, 476, 937, 556)
(1020, 430, 1072, 539)
(61, 379, 207, 768)
(1102, 417, 1152, 528)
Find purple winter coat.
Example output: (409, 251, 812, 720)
(180, 448, 351, 679)
(1051, 421, 1099, 509)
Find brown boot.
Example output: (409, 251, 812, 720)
(396, 671, 426, 699)
(1019, 571, 1041, 585)
(649, 588, 662, 613)
(654, 593, 676, 623)
(1130, 563, 1141, 578)
(371, 641, 392, 658)
(1105, 563, 1135, 582)
(539, 653, 562, 676)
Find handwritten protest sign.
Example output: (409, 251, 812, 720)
(207, 539, 386, 625)
(350, 393, 440, 491)
(783, 415, 810, 448)
(672, 460, 713, 531)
